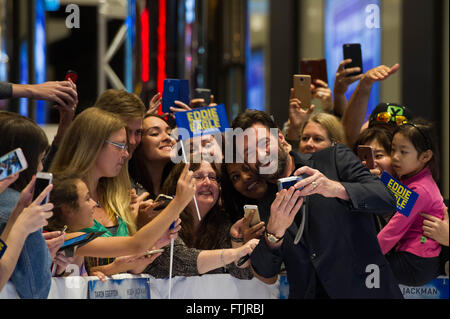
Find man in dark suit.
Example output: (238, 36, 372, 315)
(231, 109, 403, 299)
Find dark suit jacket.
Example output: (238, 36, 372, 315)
(251, 144, 403, 299)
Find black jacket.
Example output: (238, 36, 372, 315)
(251, 144, 403, 299)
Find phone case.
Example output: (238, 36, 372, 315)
(0, 148, 28, 181)
(357, 146, 375, 169)
(162, 79, 190, 113)
(34, 172, 53, 204)
(293, 75, 311, 109)
(343, 43, 363, 76)
(243, 205, 261, 226)
(193, 88, 211, 107)
(300, 59, 328, 84)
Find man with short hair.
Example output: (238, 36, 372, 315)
(232, 109, 403, 299)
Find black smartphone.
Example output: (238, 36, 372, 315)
(193, 88, 211, 107)
(343, 43, 363, 76)
(33, 172, 53, 205)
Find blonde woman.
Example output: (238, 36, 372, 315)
(298, 112, 346, 154)
(50, 107, 193, 274)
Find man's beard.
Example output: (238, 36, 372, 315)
(255, 144, 288, 182)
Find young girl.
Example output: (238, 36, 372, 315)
(46, 172, 193, 278)
(378, 119, 445, 286)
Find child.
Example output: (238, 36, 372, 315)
(46, 172, 192, 278)
(378, 119, 445, 286)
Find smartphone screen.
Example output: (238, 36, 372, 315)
(343, 43, 363, 76)
(33, 176, 52, 204)
(0, 149, 26, 181)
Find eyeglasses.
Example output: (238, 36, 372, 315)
(193, 174, 218, 183)
(374, 112, 408, 125)
(105, 140, 128, 152)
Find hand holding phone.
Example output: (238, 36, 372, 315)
(0, 148, 28, 181)
(293, 75, 312, 109)
(33, 172, 53, 205)
(343, 44, 363, 76)
(192, 88, 212, 108)
(162, 79, 190, 113)
(65, 70, 78, 84)
(357, 145, 375, 169)
(277, 176, 306, 191)
(243, 205, 261, 227)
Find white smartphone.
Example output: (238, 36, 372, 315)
(243, 205, 261, 227)
(145, 248, 164, 256)
(0, 148, 28, 181)
(33, 172, 53, 204)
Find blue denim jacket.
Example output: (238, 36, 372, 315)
(0, 188, 52, 299)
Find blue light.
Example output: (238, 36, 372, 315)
(45, 0, 60, 11)
(35, 0, 46, 124)
(325, 0, 381, 120)
(19, 42, 28, 117)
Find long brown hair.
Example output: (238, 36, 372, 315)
(160, 160, 229, 250)
(0, 111, 49, 191)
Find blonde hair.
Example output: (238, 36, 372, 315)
(50, 107, 136, 234)
(300, 112, 346, 145)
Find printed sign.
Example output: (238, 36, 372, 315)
(380, 172, 419, 217)
(88, 277, 150, 299)
(400, 276, 449, 299)
(175, 104, 229, 139)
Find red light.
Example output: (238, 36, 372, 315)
(157, 0, 166, 97)
(140, 8, 149, 82)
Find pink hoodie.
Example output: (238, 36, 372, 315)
(378, 167, 445, 257)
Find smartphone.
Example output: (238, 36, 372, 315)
(145, 248, 164, 256)
(357, 145, 375, 169)
(343, 43, 363, 76)
(193, 88, 212, 107)
(243, 205, 261, 227)
(162, 79, 190, 113)
(33, 172, 53, 205)
(277, 175, 306, 192)
(300, 59, 328, 84)
(59, 233, 90, 250)
(293, 75, 312, 109)
(0, 148, 28, 181)
(65, 70, 78, 83)
(154, 194, 174, 211)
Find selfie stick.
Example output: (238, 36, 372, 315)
(168, 222, 175, 299)
(180, 141, 201, 222)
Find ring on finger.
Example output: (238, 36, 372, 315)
(311, 181, 318, 189)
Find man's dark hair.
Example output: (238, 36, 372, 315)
(231, 109, 279, 131)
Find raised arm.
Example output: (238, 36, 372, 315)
(342, 64, 400, 148)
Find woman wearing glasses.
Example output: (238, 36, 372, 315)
(144, 160, 259, 280)
(50, 108, 187, 276)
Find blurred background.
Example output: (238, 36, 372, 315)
(0, 0, 448, 198)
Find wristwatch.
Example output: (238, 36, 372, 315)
(265, 230, 283, 243)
